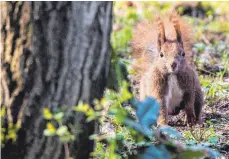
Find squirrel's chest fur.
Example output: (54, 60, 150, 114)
(165, 74, 184, 114)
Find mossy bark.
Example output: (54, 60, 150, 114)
(1, 2, 112, 159)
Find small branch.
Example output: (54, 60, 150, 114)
(201, 34, 211, 45)
(197, 68, 216, 76)
(64, 143, 70, 159)
(218, 101, 229, 109)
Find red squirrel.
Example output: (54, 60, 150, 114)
(131, 11, 203, 126)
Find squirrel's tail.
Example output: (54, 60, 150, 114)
(131, 11, 195, 75)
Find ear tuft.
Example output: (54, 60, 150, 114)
(170, 11, 183, 46)
(156, 16, 165, 51)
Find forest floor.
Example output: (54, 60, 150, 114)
(169, 100, 229, 158)
(130, 67, 229, 158)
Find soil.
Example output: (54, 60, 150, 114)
(169, 99, 229, 158)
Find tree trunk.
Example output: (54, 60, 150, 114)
(1, 1, 112, 159)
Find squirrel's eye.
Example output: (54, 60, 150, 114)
(181, 51, 185, 57)
(160, 52, 164, 57)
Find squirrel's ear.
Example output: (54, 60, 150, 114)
(156, 16, 165, 51)
(170, 11, 183, 46)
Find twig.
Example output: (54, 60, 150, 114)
(64, 143, 70, 159)
(197, 68, 216, 76)
(201, 34, 211, 45)
(218, 101, 229, 109)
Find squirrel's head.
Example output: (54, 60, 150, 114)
(156, 12, 186, 73)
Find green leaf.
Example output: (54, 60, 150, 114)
(56, 126, 68, 136)
(44, 129, 56, 136)
(186, 139, 197, 146)
(89, 134, 98, 140)
(123, 118, 153, 138)
(1, 107, 5, 117)
(119, 81, 132, 102)
(74, 102, 90, 113)
(135, 97, 160, 127)
(44, 122, 56, 136)
(53, 112, 64, 122)
(178, 149, 205, 159)
(59, 134, 75, 143)
(123, 97, 160, 138)
(159, 126, 182, 139)
(208, 136, 219, 145)
(138, 145, 171, 159)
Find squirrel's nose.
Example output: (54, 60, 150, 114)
(171, 62, 177, 70)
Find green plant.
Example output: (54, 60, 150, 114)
(1, 106, 19, 147)
(43, 108, 75, 142)
(183, 121, 220, 146)
(200, 76, 229, 105)
(43, 108, 75, 159)
(74, 82, 221, 159)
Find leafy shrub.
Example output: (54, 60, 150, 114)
(72, 82, 222, 159)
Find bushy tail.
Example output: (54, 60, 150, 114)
(131, 11, 195, 75)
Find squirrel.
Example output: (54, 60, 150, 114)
(131, 11, 203, 126)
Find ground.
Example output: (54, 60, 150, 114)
(169, 100, 229, 157)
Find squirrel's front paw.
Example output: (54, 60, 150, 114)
(185, 111, 196, 127)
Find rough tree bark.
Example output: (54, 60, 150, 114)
(1, 1, 112, 159)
